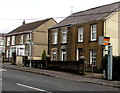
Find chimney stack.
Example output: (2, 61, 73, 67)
(22, 20, 26, 25)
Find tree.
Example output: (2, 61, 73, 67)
(41, 50, 47, 60)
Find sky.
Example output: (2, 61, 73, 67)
(0, 0, 119, 33)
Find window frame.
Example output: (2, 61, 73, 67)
(11, 36, 15, 45)
(25, 34, 29, 44)
(7, 37, 10, 46)
(61, 49, 66, 61)
(20, 35, 23, 44)
(90, 49, 97, 65)
(78, 27, 84, 42)
(52, 50, 57, 61)
(52, 31, 58, 44)
(90, 24, 97, 41)
(62, 30, 67, 44)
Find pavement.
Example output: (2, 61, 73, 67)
(2, 63, 120, 88)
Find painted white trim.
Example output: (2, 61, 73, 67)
(76, 49, 79, 61)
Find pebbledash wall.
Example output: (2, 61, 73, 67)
(104, 10, 120, 56)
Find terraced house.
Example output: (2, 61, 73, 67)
(48, 2, 120, 70)
(6, 18, 57, 60)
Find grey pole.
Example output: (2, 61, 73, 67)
(107, 46, 113, 80)
(29, 31, 32, 68)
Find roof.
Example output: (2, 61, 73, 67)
(0, 33, 5, 37)
(8, 18, 53, 34)
(52, 1, 120, 29)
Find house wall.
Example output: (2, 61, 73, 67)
(49, 20, 104, 70)
(32, 19, 57, 60)
(5, 33, 29, 58)
(104, 10, 120, 55)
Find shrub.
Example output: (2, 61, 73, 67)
(41, 50, 47, 61)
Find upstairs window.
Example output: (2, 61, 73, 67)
(91, 24, 97, 41)
(62, 30, 67, 43)
(20, 35, 23, 44)
(7, 37, 10, 46)
(11, 36, 15, 45)
(53, 31, 58, 44)
(25, 34, 29, 44)
(78, 27, 84, 42)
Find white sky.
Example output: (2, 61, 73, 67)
(0, 0, 119, 33)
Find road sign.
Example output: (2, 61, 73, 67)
(99, 36, 110, 45)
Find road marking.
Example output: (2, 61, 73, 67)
(16, 83, 51, 93)
(0, 69, 7, 71)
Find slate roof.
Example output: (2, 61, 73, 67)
(0, 33, 5, 37)
(52, 1, 120, 29)
(8, 18, 53, 34)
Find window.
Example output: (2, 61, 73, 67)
(61, 49, 66, 61)
(90, 50, 97, 65)
(11, 36, 15, 45)
(20, 35, 23, 44)
(62, 30, 67, 43)
(16, 46, 25, 56)
(26, 34, 29, 44)
(91, 24, 97, 41)
(78, 27, 83, 42)
(51, 50, 57, 61)
(6, 50, 9, 58)
(53, 31, 58, 44)
(7, 37, 10, 46)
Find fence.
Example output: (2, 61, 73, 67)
(24, 60, 84, 74)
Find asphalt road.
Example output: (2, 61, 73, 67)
(2, 68, 119, 92)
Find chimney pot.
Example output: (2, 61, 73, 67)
(23, 20, 25, 25)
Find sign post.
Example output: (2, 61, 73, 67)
(107, 46, 113, 80)
(99, 36, 112, 80)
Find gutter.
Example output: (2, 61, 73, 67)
(49, 24, 72, 30)
(6, 30, 32, 36)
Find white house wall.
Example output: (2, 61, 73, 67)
(104, 10, 120, 56)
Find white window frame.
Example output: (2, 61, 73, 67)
(90, 49, 97, 65)
(91, 24, 97, 41)
(20, 35, 23, 44)
(78, 27, 84, 42)
(26, 34, 29, 44)
(52, 51, 57, 61)
(16, 45, 25, 56)
(62, 30, 67, 43)
(11, 36, 15, 45)
(7, 37, 10, 46)
(61, 49, 66, 61)
(53, 31, 58, 44)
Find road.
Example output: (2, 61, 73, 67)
(2, 68, 119, 92)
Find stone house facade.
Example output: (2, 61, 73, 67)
(6, 18, 57, 60)
(48, 2, 120, 70)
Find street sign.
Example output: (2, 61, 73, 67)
(99, 36, 110, 45)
